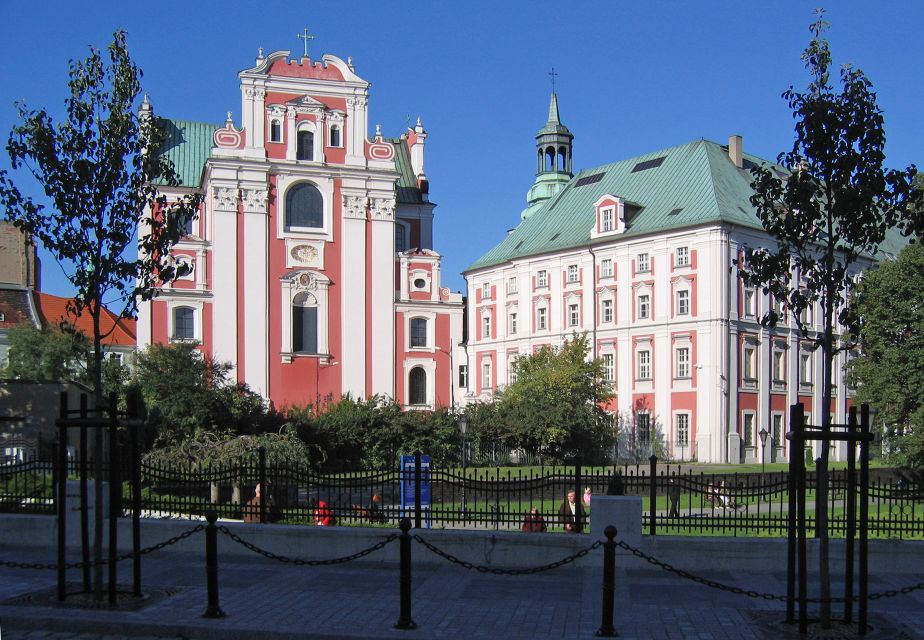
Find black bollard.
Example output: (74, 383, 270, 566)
(394, 518, 417, 630)
(203, 511, 226, 619)
(595, 525, 618, 637)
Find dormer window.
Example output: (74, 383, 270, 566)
(601, 208, 614, 232)
(592, 195, 626, 237)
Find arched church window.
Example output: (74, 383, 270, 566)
(297, 130, 314, 161)
(270, 119, 282, 143)
(285, 183, 323, 229)
(173, 307, 195, 340)
(329, 125, 341, 148)
(409, 367, 427, 405)
(292, 292, 318, 354)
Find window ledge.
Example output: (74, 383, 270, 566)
(281, 352, 332, 364)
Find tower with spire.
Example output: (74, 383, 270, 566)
(522, 91, 573, 220)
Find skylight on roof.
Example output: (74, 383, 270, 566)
(575, 173, 605, 187)
(631, 156, 666, 173)
(549, 233, 560, 242)
(668, 208, 683, 216)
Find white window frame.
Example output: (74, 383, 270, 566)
(537, 270, 548, 288)
(405, 311, 436, 352)
(568, 303, 580, 327)
(481, 360, 492, 390)
(168, 302, 201, 342)
(800, 348, 813, 388)
(638, 293, 650, 320)
(404, 358, 435, 409)
(771, 413, 785, 449)
(675, 346, 690, 379)
(676, 246, 690, 267)
(275, 175, 334, 242)
(328, 122, 342, 148)
(567, 264, 579, 283)
(773, 343, 786, 382)
(280, 271, 331, 361)
(482, 282, 491, 299)
(507, 275, 518, 294)
(601, 298, 614, 324)
(742, 342, 757, 383)
(743, 287, 756, 318)
(675, 413, 690, 446)
(509, 355, 519, 385)
(509, 311, 518, 335)
(601, 352, 615, 383)
(637, 252, 650, 273)
(600, 258, 614, 278)
(676, 289, 690, 316)
(482, 314, 492, 339)
(742, 412, 756, 447)
(537, 306, 548, 331)
(637, 349, 651, 381)
(601, 208, 614, 232)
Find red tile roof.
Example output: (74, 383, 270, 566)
(33, 292, 136, 346)
(0, 287, 36, 330)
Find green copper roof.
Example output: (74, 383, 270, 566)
(389, 138, 427, 205)
(468, 139, 776, 271)
(537, 92, 572, 137)
(156, 118, 220, 188)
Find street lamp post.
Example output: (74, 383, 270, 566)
(759, 428, 769, 475)
(458, 414, 468, 518)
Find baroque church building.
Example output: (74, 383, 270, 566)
(137, 47, 464, 411)
(463, 94, 897, 464)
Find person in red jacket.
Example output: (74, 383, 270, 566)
(521, 507, 547, 533)
(313, 500, 336, 526)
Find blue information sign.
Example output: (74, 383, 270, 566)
(399, 454, 431, 511)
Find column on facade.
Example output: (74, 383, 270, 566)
(241, 183, 269, 397)
(340, 190, 368, 397)
(369, 196, 396, 396)
(210, 182, 240, 371)
(285, 107, 297, 161)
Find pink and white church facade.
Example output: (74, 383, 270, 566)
(463, 94, 896, 464)
(137, 48, 464, 411)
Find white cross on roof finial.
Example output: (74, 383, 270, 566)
(297, 27, 315, 58)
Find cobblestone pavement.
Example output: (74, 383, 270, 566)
(1, 542, 922, 640)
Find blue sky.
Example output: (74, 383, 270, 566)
(2, 1, 922, 299)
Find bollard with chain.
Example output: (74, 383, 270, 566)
(596, 525, 618, 637)
(203, 511, 225, 619)
(394, 518, 417, 630)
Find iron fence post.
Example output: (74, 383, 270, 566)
(859, 404, 870, 636)
(785, 403, 799, 624)
(394, 518, 417, 630)
(258, 446, 267, 524)
(845, 406, 857, 623)
(108, 392, 118, 605)
(414, 451, 422, 530)
(56, 391, 67, 602)
(203, 511, 225, 618)
(128, 390, 142, 597)
(79, 393, 89, 592)
(648, 455, 657, 536)
(574, 460, 583, 533)
(595, 525, 618, 637)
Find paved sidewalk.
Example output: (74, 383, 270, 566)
(1, 540, 922, 640)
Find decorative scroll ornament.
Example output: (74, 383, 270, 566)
(242, 188, 269, 212)
(290, 244, 319, 263)
(213, 186, 238, 210)
(371, 197, 395, 221)
(343, 195, 367, 220)
(295, 271, 317, 291)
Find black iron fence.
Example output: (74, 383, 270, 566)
(1, 454, 921, 538)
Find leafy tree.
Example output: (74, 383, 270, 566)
(848, 241, 924, 469)
(737, 11, 919, 624)
(4, 322, 87, 381)
(0, 30, 201, 405)
(496, 333, 614, 464)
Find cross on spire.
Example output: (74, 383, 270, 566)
(297, 27, 315, 58)
(548, 67, 558, 93)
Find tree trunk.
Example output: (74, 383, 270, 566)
(92, 307, 105, 601)
(817, 295, 836, 628)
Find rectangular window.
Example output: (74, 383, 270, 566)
(637, 349, 651, 380)
(676, 347, 690, 379)
(601, 299, 613, 324)
(537, 307, 547, 330)
(676, 246, 690, 267)
(637, 253, 650, 273)
(772, 414, 784, 448)
(410, 317, 428, 348)
(507, 276, 517, 294)
(458, 365, 468, 389)
(537, 270, 548, 288)
(676, 290, 690, 315)
(567, 265, 579, 283)
(293, 306, 318, 353)
(743, 344, 756, 381)
(773, 347, 786, 382)
(601, 208, 614, 232)
(600, 258, 613, 278)
(744, 288, 756, 318)
(482, 282, 491, 299)
(509, 358, 518, 385)
(509, 312, 518, 335)
(482, 315, 491, 339)
(743, 413, 755, 447)
(602, 353, 615, 383)
(481, 362, 491, 389)
(800, 350, 812, 387)
(638, 294, 650, 320)
(676, 414, 690, 446)
(638, 413, 651, 444)
(568, 303, 579, 326)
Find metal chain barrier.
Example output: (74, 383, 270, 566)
(0, 524, 205, 571)
(217, 525, 397, 565)
(412, 534, 602, 576)
(616, 540, 924, 604)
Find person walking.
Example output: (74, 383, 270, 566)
(558, 490, 586, 533)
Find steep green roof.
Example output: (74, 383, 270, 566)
(389, 138, 427, 204)
(469, 139, 771, 270)
(156, 118, 220, 188)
